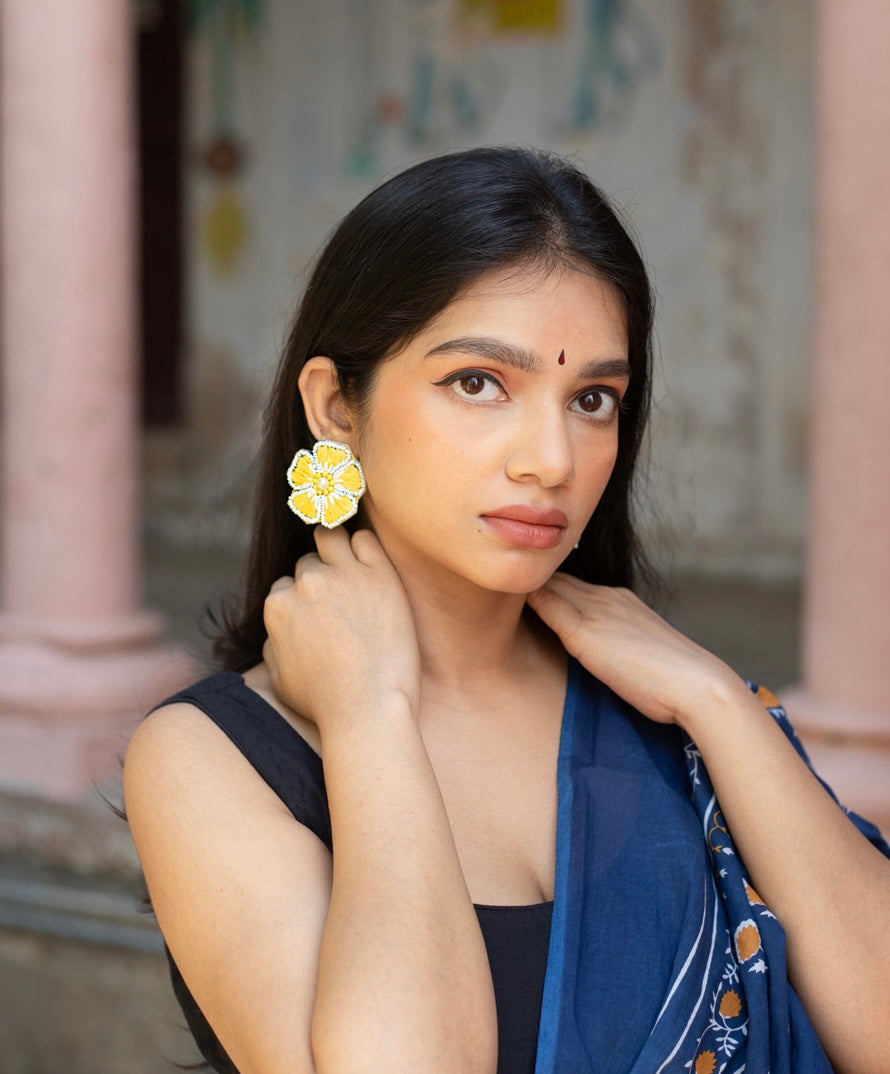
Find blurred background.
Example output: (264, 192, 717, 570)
(144, 0, 814, 678)
(1, 1, 888, 1070)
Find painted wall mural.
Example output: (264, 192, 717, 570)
(460, 0, 565, 34)
(342, 0, 659, 178)
(190, 0, 264, 274)
(568, 0, 660, 130)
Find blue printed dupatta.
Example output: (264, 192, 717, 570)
(534, 660, 889, 1074)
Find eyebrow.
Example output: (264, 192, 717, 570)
(424, 335, 630, 381)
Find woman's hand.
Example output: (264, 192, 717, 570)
(264, 526, 496, 1073)
(527, 572, 740, 730)
(263, 527, 421, 736)
(531, 574, 890, 1073)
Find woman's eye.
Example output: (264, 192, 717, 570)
(459, 374, 488, 396)
(573, 389, 619, 419)
(441, 372, 505, 402)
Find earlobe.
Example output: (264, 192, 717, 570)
(298, 356, 356, 448)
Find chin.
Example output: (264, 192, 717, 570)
(475, 558, 563, 596)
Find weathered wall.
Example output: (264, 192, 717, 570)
(0, 792, 202, 1073)
(154, 0, 813, 578)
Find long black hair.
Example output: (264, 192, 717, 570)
(213, 146, 656, 671)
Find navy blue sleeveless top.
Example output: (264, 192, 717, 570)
(161, 673, 552, 1074)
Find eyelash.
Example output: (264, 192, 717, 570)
(433, 369, 506, 403)
(432, 369, 624, 423)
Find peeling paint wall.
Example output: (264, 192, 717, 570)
(645, 0, 812, 575)
(156, 0, 813, 578)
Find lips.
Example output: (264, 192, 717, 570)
(481, 504, 569, 549)
(484, 504, 569, 527)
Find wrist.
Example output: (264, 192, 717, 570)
(673, 662, 756, 742)
(319, 690, 420, 758)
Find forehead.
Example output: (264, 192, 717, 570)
(419, 262, 628, 351)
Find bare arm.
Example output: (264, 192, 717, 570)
(125, 705, 333, 1074)
(678, 672, 890, 1074)
(126, 527, 497, 1074)
(528, 575, 890, 1074)
(262, 526, 496, 1073)
(308, 695, 495, 1074)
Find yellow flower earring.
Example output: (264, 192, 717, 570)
(286, 439, 366, 528)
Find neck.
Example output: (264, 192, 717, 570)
(386, 552, 549, 695)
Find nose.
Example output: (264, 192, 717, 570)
(505, 400, 574, 487)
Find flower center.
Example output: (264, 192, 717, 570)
(316, 475, 330, 492)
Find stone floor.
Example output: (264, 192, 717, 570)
(1, 536, 803, 1073)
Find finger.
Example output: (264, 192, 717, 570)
(293, 552, 321, 579)
(350, 528, 387, 566)
(313, 524, 354, 565)
(545, 571, 598, 599)
(261, 637, 284, 692)
(268, 574, 295, 595)
(530, 573, 589, 609)
(261, 636, 277, 673)
(526, 584, 582, 634)
(527, 593, 589, 660)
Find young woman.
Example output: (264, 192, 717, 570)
(124, 147, 890, 1074)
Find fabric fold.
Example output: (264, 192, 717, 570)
(535, 661, 887, 1074)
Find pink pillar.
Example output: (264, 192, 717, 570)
(0, 0, 195, 799)
(782, 0, 890, 829)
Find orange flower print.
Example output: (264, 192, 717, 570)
(735, 919, 762, 962)
(744, 880, 765, 906)
(756, 684, 781, 710)
(694, 1051, 717, 1074)
(708, 810, 730, 853)
(719, 989, 742, 1018)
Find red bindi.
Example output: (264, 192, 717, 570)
(558, 349, 565, 365)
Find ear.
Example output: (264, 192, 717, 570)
(298, 357, 358, 449)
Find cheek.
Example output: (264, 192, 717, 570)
(576, 432, 619, 490)
(355, 399, 412, 475)
(359, 392, 472, 495)
(357, 420, 441, 519)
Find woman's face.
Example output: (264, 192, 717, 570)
(354, 263, 630, 597)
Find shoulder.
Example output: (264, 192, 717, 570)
(125, 668, 331, 848)
(124, 695, 296, 854)
(126, 672, 257, 780)
(126, 692, 242, 782)
(124, 690, 333, 1074)
(242, 662, 323, 755)
(125, 668, 313, 812)
(127, 664, 323, 791)
(123, 683, 334, 968)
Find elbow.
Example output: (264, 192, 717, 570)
(311, 1011, 496, 1074)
